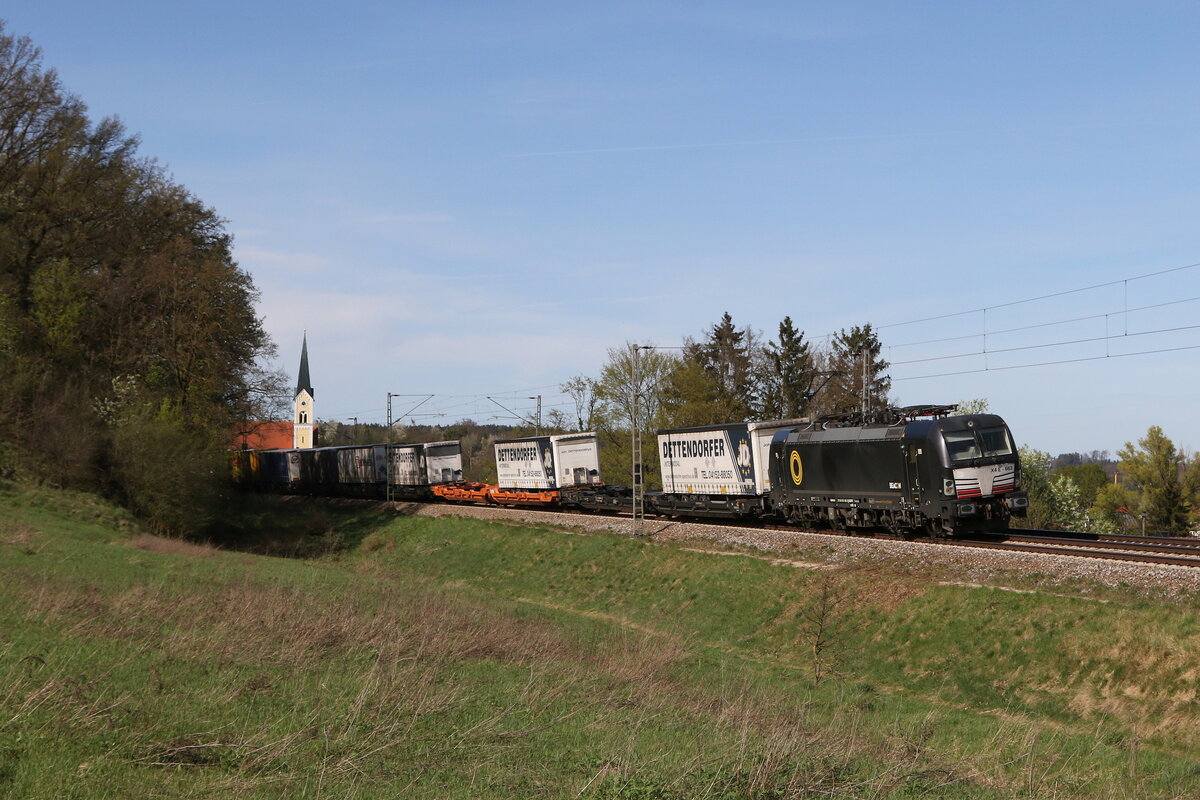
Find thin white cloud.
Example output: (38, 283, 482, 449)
(391, 332, 612, 375)
(337, 208, 495, 258)
(232, 227, 271, 239)
(362, 212, 455, 226)
(501, 122, 1153, 159)
(235, 244, 332, 274)
(331, 60, 402, 72)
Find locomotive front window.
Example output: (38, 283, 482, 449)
(978, 426, 1014, 457)
(943, 431, 980, 462)
(944, 427, 1014, 463)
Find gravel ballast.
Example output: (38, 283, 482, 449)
(401, 502, 1200, 598)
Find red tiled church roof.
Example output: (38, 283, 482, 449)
(232, 421, 317, 450)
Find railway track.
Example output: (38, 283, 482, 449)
(432, 500, 1200, 570)
(755, 524, 1200, 569)
(657, 512, 1200, 568)
(399, 498, 1200, 598)
(1008, 528, 1200, 548)
(972, 528, 1200, 568)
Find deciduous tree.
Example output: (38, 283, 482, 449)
(954, 398, 990, 415)
(1018, 446, 1055, 528)
(1117, 426, 1197, 535)
(591, 343, 677, 487)
(0, 23, 279, 534)
(1054, 463, 1110, 511)
(560, 374, 598, 432)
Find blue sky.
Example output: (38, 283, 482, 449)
(7, 2, 1200, 456)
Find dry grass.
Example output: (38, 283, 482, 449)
(6, 494, 1196, 797)
(0, 521, 43, 555)
(2, 562, 997, 797)
(845, 565, 927, 612)
(1043, 615, 1200, 739)
(130, 534, 217, 558)
(11, 572, 590, 674)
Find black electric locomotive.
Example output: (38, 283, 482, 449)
(768, 406, 1028, 536)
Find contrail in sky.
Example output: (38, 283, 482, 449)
(502, 135, 893, 158)
(501, 121, 1150, 158)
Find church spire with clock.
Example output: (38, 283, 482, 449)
(293, 332, 315, 449)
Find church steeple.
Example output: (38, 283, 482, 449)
(296, 331, 314, 399)
(293, 332, 315, 449)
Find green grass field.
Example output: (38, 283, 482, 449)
(3, 484, 1200, 798)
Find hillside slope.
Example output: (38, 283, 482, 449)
(2, 485, 1199, 798)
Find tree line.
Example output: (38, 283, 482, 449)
(316, 313, 893, 492)
(546, 315, 1200, 535)
(550, 312, 891, 487)
(0, 24, 281, 534)
(1022, 427, 1200, 536)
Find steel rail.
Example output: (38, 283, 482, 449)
(927, 537, 1200, 568)
(997, 533, 1200, 555)
(413, 501, 1200, 569)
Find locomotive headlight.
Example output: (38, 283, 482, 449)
(943, 479, 955, 496)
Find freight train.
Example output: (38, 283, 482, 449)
(232, 406, 1027, 536)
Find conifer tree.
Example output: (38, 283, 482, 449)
(760, 316, 813, 419)
(659, 312, 759, 425)
(822, 323, 891, 415)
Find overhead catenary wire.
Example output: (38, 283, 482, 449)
(807, 258, 1197, 346)
(894, 343, 1200, 382)
(886, 294, 1200, 351)
(323, 260, 1198, 419)
(827, 258, 1200, 383)
(324, 383, 570, 424)
(868, 260, 1200, 333)
(889, 323, 1200, 367)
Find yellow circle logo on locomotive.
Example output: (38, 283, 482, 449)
(789, 450, 803, 485)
